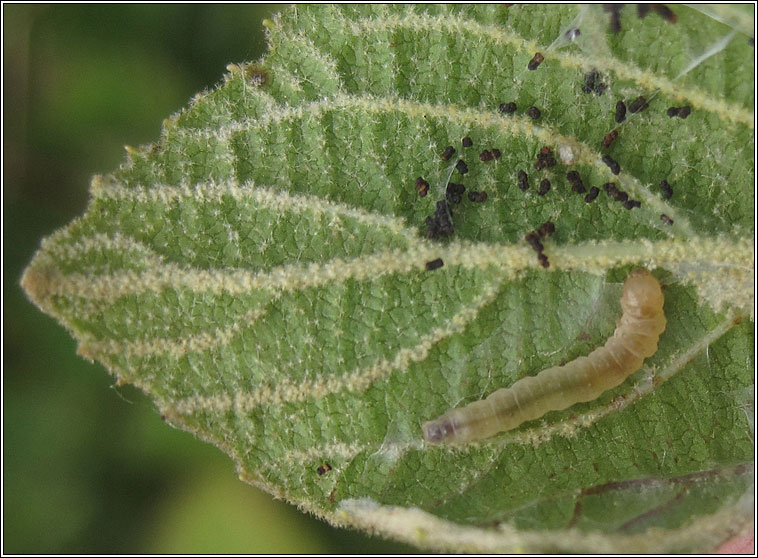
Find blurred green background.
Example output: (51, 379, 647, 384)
(3, 5, 418, 553)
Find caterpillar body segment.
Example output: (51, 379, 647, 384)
(423, 270, 666, 444)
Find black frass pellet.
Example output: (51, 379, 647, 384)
(446, 182, 465, 204)
(567, 170, 586, 194)
(603, 4, 623, 34)
(528, 52, 545, 71)
(518, 170, 530, 191)
(425, 258, 444, 271)
(602, 154, 620, 175)
(525, 231, 544, 253)
(615, 100, 627, 123)
(652, 4, 677, 23)
(467, 191, 488, 203)
(499, 102, 517, 114)
(628, 96, 649, 113)
(415, 177, 429, 197)
(425, 200, 455, 239)
(536, 220, 555, 238)
(538, 179, 551, 196)
(582, 70, 606, 96)
(667, 106, 691, 119)
(602, 129, 618, 148)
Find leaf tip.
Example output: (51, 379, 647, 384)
(20, 263, 54, 309)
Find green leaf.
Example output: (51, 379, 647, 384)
(21, 4, 754, 553)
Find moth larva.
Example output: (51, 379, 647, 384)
(423, 269, 666, 444)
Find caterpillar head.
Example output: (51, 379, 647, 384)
(422, 416, 457, 444)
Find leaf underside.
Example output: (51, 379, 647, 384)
(22, 5, 754, 553)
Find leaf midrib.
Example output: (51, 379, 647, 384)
(27, 234, 751, 305)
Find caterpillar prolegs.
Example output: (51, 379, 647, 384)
(423, 269, 666, 444)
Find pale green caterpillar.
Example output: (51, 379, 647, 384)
(423, 269, 666, 444)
